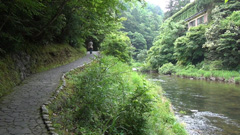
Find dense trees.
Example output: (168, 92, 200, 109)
(128, 32, 147, 50)
(204, 2, 240, 69)
(0, 0, 145, 53)
(147, 20, 187, 68)
(174, 25, 207, 65)
(147, 1, 240, 70)
(121, 3, 163, 58)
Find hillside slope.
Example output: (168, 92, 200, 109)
(0, 44, 86, 98)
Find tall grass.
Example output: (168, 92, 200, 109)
(49, 56, 187, 135)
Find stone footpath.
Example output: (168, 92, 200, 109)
(0, 52, 98, 135)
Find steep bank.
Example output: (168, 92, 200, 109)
(0, 44, 86, 98)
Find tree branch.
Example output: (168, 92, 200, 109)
(35, 0, 70, 38)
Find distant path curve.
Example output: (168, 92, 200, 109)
(0, 52, 98, 135)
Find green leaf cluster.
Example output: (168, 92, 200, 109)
(128, 31, 147, 51)
(100, 32, 132, 63)
(204, 2, 240, 69)
(147, 20, 187, 69)
(121, 3, 163, 50)
(158, 63, 176, 75)
(174, 25, 208, 65)
(137, 49, 148, 62)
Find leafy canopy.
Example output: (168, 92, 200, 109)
(147, 20, 187, 69)
(100, 32, 132, 63)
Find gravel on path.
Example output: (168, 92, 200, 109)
(0, 52, 98, 135)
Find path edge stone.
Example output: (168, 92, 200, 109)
(40, 60, 94, 135)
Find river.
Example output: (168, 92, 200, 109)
(145, 73, 240, 135)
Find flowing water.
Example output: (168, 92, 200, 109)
(145, 73, 240, 135)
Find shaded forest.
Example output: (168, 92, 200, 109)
(0, 0, 146, 53)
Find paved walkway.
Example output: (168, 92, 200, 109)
(0, 52, 98, 135)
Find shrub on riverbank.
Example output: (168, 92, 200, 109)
(48, 56, 187, 135)
(235, 77, 240, 84)
(158, 63, 240, 83)
(158, 63, 176, 75)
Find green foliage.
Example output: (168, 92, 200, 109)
(100, 32, 132, 63)
(137, 49, 148, 62)
(174, 64, 240, 81)
(0, 0, 145, 52)
(147, 20, 187, 69)
(195, 0, 216, 10)
(164, 0, 191, 20)
(201, 60, 224, 70)
(49, 56, 187, 135)
(140, 63, 153, 72)
(169, 0, 224, 22)
(168, 2, 196, 22)
(128, 32, 147, 50)
(71, 56, 151, 134)
(174, 24, 207, 65)
(0, 44, 85, 98)
(158, 63, 176, 75)
(127, 32, 147, 59)
(0, 56, 20, 97)
(121, 3, 163, 50)
(235, 77, 240, 84)
(204, 3, 240, 69)
(148, 1, 240, 71)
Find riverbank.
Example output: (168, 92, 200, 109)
(175, 67, 240, 84)
(47, 56, 187, 135)
(158, 63, 240, 84)
(0, 44, 86, 98)
(134, 62, 240, 84)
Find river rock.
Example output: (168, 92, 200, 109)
(190, 110, 198, 113)
(132, 68, 137, 71)
(210, 77, 216, 81)
(217, 77, 225, 81)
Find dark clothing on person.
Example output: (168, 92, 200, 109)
(88, 41, 93, 54)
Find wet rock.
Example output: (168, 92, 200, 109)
(42, 105, 48, 114)
(190, 110, 198, 113)
(210, 77, 216, 81)
(43, 114, 49, 120)
(217, 77, 225, 81)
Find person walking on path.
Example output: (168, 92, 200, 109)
(88, 40, 93, 54)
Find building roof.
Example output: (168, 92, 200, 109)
(185, 9, 207, 22)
